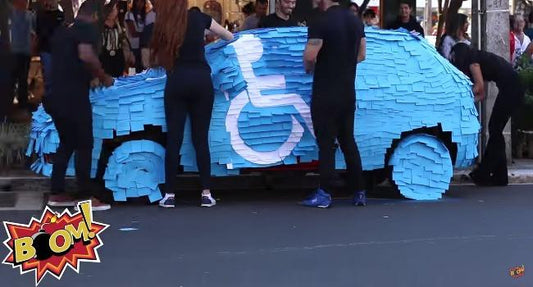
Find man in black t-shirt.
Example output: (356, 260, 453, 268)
(258, 0, 298, 28)
(36, 0, 64, 104)
(451, 43, 525, 187)
(386, 1, 424, 36)
(45, 0, 114, 210)
(302, 0, 367, 208)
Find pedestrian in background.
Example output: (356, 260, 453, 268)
(439, 13, 470, 60)
(302, 0, 367, 208)
(36, 0, 64, 104)
(258, 0, 297, 28)
(100, 0, 126, 77)
(150, 0, 233, 208)
(10, 0, 36, 114)
(125, 0, 148, 73)
(240, 0, 268, 31)
(513, 14, 531, 66)
(450, 43, 524, 187)
(45, 0, 114, 210)
(362, 8, 378, 27)
(386, 0, 424, 36)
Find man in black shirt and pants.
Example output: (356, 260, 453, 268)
(302, 0, 367, 208)
(258, 0, 298, 28)
(45, 0, 114, 210)
(386, 1, 424, 36)
(451, 43, 524, 187)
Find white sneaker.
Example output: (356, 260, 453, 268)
(200, 194, 216, 207)
(159, 193, 175, 208)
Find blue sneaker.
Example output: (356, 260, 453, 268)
(302, 189, 332, 208)
(201, 194, 216, 207)
(353, 191, 367, 207)
(159, 193, 175, 208)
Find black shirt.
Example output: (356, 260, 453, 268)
(48, 20, 99, 115)
(387, 16, 424, 36)
(258, 13, 298, 28)
(36, 9, 64, 53)
(453, 46, 516, 84)
(308, 5, 365, 99)
(175, 9, 212, 67)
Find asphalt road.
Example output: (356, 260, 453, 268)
(1, 185, 532, 287)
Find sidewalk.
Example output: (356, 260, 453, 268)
(452, 159, 533, 185)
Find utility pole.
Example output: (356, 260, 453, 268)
(472, 0, 512, 163)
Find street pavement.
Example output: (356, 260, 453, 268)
(1, 185, 533, 287)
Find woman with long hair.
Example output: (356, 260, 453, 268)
(100, 0, 126, 77)
(439, 13, 470, 60)
(151, 0, 233, 208)
(125, 0, 147, 73)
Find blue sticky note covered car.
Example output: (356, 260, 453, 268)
(27, 27, 480, 202)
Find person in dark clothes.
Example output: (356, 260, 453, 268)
(258, 0, 297, 28)
(240, 0, 268, 31)
(99, 0, 126, 77)
(45, 0, 114, 210)
(10, 0, 35, 113)
(0, 0, 12, 122)
(387, 0, 424, 36)
(450, 43, 525, 186)
(302, 0, 367, 208)
(36, 0, 64, 105)
(150, 0, 233, 208)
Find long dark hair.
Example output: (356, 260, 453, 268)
(150, 0, 188, 71)
(131, 0, 146, 23)
(447, 13, 469, 40)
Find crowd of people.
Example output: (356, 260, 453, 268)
(0, 0, 532, 211)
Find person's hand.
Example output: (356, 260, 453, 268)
(473, 83, 485, 102)
(102, 74, 115, 87)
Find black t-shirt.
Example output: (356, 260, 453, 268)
(452, 45, 515, 84)
(387, 16, 424, 36)
(48, 20, 99, 115)
(175, 10, 212, 67)
(258, 13, 298, 28)
(36, 9, 64, 53)
(308, 5, 365, 99)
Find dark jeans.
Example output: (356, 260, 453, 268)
(10, 53, 30, 109)
(132, 49, 142, 73)
(50, 111, 95, 197)
(164, 66, 214, 193)
(476, 77, 524, 184)
(0, 55, 11, 121)
(311, 96, 364, 193)
(40, 52, 52, 100)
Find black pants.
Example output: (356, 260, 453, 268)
(132, 49, 143, 73)
(164, 66, 214, 193)
(10, 53, 30, 109)
(311, 96, 364, 192)
(100, 51, 125, 78)
(476, 78, 524, 184)
(0, 55, 11, 121)
(50, 111, 94, 197)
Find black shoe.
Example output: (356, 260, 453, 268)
(469, 170, 492, 186)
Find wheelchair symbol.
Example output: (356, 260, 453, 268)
(226, 34, 315, 165)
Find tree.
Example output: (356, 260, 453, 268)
(435, 0, 464, 47)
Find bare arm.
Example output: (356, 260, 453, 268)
(209, 19, 233, 41)
(469, 63, 484, 102)
(303, 38, 323, 74)
(78, 43, 113, 87)
(357, 38, 366, 63)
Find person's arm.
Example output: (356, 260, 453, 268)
(303, 38, 322, 73)
(526, 42, 533, 57)
(208, 18, 233, 41)
(125, 13, 140, 37)
(469, 63, 484, 102)
(441, 36, 453, 59)
(78, 44, 114, 87)
(357, 38, 366, 63)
